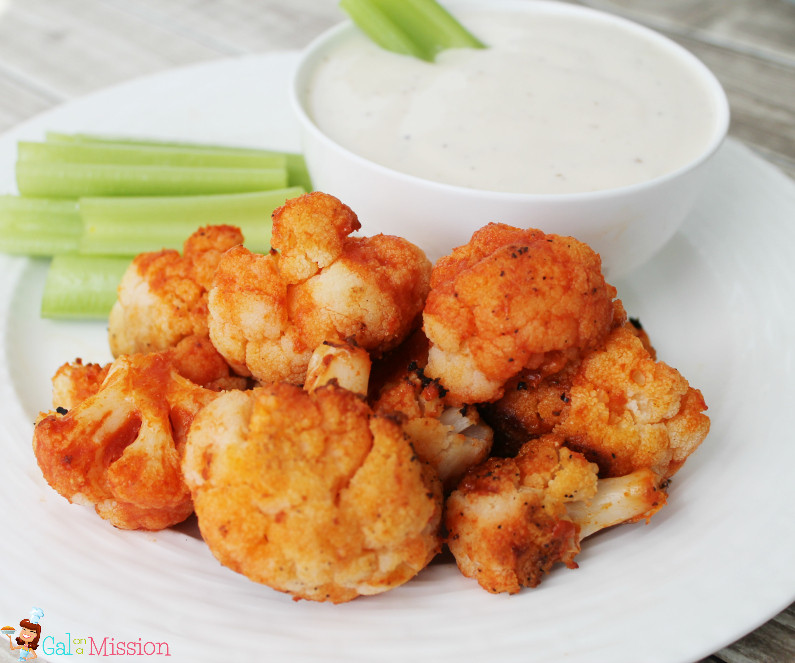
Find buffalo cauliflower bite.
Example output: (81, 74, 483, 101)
(304, 341, 372, 395)
(208, 192, 432, 384)
(555, 322, 709, 479)
(446, 434, 667, 594)
(51, 359, 110, 411)
(566, 467, 667, 539)
(373, 358, 493, 492)
(167, 334, 251, 392)
(479, 361, 580, 458)
(480, 311, 654, 458)
(109, 224, 244, 357)
(33, 348, 221, 530)
(271, 190, 361, 283)
(182, 382, 442, 603)
(302, 335, 492, 490)
(423, 223, 617, 404)
(50, 335, 247, 416)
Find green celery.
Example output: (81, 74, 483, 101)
(283, 154, 313, 193)
(47, 130, 281, 153)
(0, 195, 81, 255)
(79, 186, 303, 256)
(45, 131, 313, 191)
(16, 161, 288, 199)
(41, 255, 132, 319)
(340, 0, 430, 60)
(18, 140, 287, 170)
(375, 0, 485, 57)
(340, 0, 485, 61)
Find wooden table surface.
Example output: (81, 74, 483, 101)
(0, 1, 792, 662)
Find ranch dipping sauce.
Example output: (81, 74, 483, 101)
(305, 7, 722, 195)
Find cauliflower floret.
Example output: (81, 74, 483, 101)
(208, 192, 432, 384)
(33, 349, 221, 530)
(566, 467, 667, 539)
(182, 383, 442, 603)
(51, 335, 247, 416)
(304, 341, 371, 395)
(109, 224, 244, 357)
(555, 322, 709, 479)
(446, 434, 667, 594)
(446, 435, 596, 593)
(423, 223, 617, 404)
(271, 190, 361, 283)
(300, 335, 492, 491)
(167, 334, 251, 392)
(479, 361, 580, 458)
(373, 358, 493, 492)
(480, 309, 651, 457)
(51, 359, 110, 411)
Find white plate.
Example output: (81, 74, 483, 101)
(1, 52, 793, 663)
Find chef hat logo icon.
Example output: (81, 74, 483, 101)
(4, 607, 44, 658)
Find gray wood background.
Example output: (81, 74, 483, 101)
(0, 1, 792, 662)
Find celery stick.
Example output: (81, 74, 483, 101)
(340, 0, 484, 61)
(284, 154, 313, 193)
(0, 195, 81, 255)
(45, 132, 313, 190)
(41, 255, 131, 319)
(16, 161, 287, 198)
(18, 141, 287, 170)
(79, 187, 303, 256)
(390, 0, 485, 52)
(340, 0, 431, 60)
(46, 131, 276, 154)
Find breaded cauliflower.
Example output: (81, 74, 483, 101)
(183, 383, 442, 603)
(301, 335, 491, 491)
(51, 359, 110, 411)
(271, 190, 361, 283)
(304, 341, 371, 396)
(555, 322, 709, 479)
(373, 355, 493, 492)
(50, 335, 247, 416)
(207, 192, 432, 384)
(33, 348, 221, 530)
(479, 361, 580, 458)
(446, 434, 666, 594)
(566, 467, 667, 539)
(480, 309, 653, 458)
(167, 334, 251, 392)
(109, 224, 244, 357)
(423, 223, 617, 404)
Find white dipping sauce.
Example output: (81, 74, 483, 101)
(305, 8, 721, 195)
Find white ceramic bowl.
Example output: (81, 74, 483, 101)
(291, 1, 729, 278)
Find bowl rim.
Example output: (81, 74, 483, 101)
(290, 0, 731, 202)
